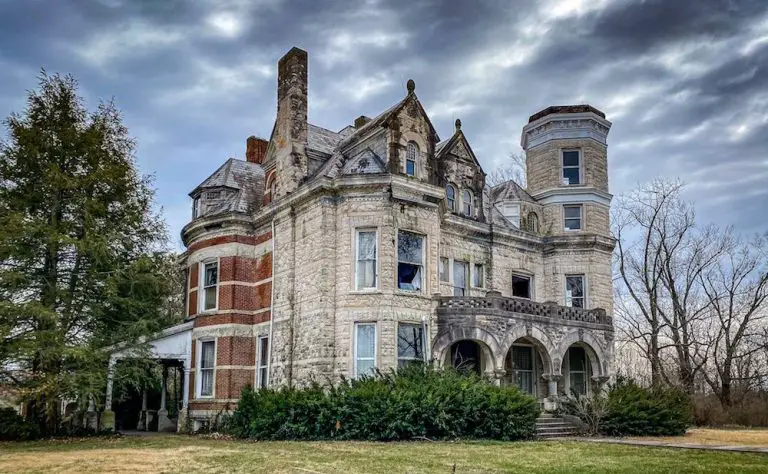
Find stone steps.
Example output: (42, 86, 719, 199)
(535, 416, 579, 439)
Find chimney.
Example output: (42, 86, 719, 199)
(246, 136, 268, 164)
(274, 47, 309, 196)
(354, 115, 371, 128)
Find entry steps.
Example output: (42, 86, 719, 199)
(535, 413, 579, 439)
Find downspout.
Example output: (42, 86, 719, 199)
(266, 218, 275, 386)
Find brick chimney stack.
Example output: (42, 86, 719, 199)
(246, 136, 268, 164)
(273, 47, 308, 197)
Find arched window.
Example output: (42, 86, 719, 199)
(462, 189, 473, 216)
(446, 184, 456, 211)
(527, 212, 539, 233)
(406, 142, 418, 177)
(270, 179, 277, 198)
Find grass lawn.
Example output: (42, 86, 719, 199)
(631, 427, 768, 447)
(1, 435, 767, 473)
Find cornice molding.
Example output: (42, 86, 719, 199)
(521, 112, 612, 149)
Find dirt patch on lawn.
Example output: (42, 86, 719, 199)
(631, 428, 768, 447)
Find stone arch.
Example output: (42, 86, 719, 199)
(498, 324, 555, 376)
(431, 325, 502, 373)
(555, 330, 609, 377)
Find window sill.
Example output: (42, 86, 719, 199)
(394, 290, 430, 298)
(349, 289, 383, 295)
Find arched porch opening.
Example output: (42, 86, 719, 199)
(560, 342, 600, 397)
(446, 340, 491, 376)
(503, 337, 549, 397)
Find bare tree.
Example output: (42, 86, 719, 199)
(486, 152, 526, 187)
(699, 233, 768, 406)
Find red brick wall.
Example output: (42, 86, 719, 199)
(187, 232, 272, 253)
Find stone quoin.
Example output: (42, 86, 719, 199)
(105, 47, 615, 432)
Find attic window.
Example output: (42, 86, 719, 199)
(462, 190, 473, 216)
(406, 142, 418, 177)
(446, 184, 456, 211)
(192, 197, 201, 219)
(206, 191, 221, 199)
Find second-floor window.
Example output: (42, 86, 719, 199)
(512, 274, 532, 299)
(397, 231, 424, 291)
(564, 205, 582, 231)
(462, 190, 473, 216)
(453, 260, 468, 296)
(200, 261, 218, 311)
(406, 142, 418, 177)
(562, 150, 581, 185)
(565, 274, 585, 308)
(473, 264, 484, 288)
(355, 230, 377, 290)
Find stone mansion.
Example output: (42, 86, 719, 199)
(105, 47, 615, 431)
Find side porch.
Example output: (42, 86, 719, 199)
(432, 291, 614, 411)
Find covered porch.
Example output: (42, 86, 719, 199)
(105, 322, 193, 432)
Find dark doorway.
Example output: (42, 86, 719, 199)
(450, 340, 482, 375)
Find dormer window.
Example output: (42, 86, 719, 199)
(206, 190, 221, 200)
(562, 150, 581, 185)
(446, 184, 456, 211)
(192, 196, 201, 219)
(406, 142, 418, 177)
(462, 190, 473, 216)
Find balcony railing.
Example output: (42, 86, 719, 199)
(436, 292, 612, 326)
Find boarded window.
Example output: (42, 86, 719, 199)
(397, 231, 424, 291)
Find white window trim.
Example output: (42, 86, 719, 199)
(256, 335, 269, 389)
(192, 196, 201, 219)
(396, 230, 426, 294)
(510, 343, 537, 397)
(354, 228, 379, 292)
(452, 260, 469, 296)
(353, 322, 377, 379)
(198, 258, 220, 313)
(564, 274, 587, 308)
(397, 322, 428, 366)
(511, 272, 534, 300)
(563, 204, 584, 232)
(196, 338, 217, 399)
(561, 149, 583, 186)
(461, 189, 473, 217)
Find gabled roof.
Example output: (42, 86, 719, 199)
(341, 148, 386, 175)
(490, 180, 535, 203)
(435, 127, 483, 172)
(308, 123, 343, 156)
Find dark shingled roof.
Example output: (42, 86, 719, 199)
(490, 180, 535, 203)
(528, 104, 605, 123)
(307, 124, 343, 155)
(190, 158, 265, 215)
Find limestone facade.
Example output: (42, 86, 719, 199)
(168, 47, 615, 426)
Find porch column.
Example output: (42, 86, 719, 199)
(157, 363, 175, 432)
(103, 356, 116, 430)
(160, 365, 167, 411)
(178, 360, 191, 433)
(542, 374, 561, 412)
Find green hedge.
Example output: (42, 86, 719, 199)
(229, 365, 540, 441)
(601, 378, 693, 437)
(0, 408, 41, 441)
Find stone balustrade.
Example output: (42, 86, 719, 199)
(436, 291, 612, 326)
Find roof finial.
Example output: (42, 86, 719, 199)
(455, 118, 462, 132)
(406, 79, 415, 94)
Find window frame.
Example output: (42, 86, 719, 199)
(354, 228, 378, 291)
(405, 142, 418, 177)
(396, 230, 426, 293)
(256, 335, 269, 389)
(196, 338, 216, 398)
(567, 346, 588, 396)
(397, 322, 427, 368)
(473, 263, 484, 288)
(446, 184, 457, 212)
(501, 201, 521, 228)
(462, 189, 473, 216)
(198, 259, 219, 312)
(439, 257, 449, 282)
(562, 149, 582, 185)
(511, 273, 533, 299)
(565, 274, 587, 308)
(452, 260, 469, 296)
(354, 322, 377, 378)
(563, 204, 583, 231)
(510, 343, 537, 396)
(192, 196, 201, 219)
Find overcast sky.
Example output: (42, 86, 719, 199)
(1, 0, 766, 247)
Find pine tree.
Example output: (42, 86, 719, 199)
(0, 71, 179, 433)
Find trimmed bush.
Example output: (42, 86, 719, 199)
(0, 408, 41, 441)
(601, 378, 693, 436)
(229, 365, 539, 441)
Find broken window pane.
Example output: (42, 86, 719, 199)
(566, 275, 585, 308)
(512, 274, 531, 299)
(398, 231, 423, 291)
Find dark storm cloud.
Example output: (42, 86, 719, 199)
(0, 0, 766, 246)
